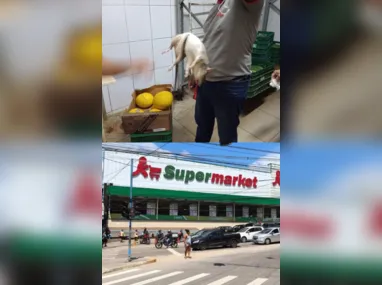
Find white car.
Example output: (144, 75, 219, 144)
(238, 226, 264, 243)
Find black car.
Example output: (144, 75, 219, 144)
(191, 229, 241, 250)
(232, 224, 246, 232)
(216, 226, 234, 232)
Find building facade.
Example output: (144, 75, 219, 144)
(103, 151, 280, 223)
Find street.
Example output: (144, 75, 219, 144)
(102, 243, 280, 285)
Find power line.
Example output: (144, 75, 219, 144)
(103, 148, 279, 171)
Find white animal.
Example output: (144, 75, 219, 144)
(162, 32, 211, 86)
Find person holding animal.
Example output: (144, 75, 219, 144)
(164, 0, 264, 145)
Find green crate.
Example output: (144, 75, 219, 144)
(252, 57, 271, 64)
(251, 63, 274, 75)
(247, 81, 272, 99)
(250, 70, 273, 86)
(252, 48, 270, 56)
(253, 41, 272, 50)
(130, 130, 172, 142)
(271, 41, 280, 49)
(256, 31, 275, 42)
(249, 77, 271, 91)
(252, 53, 271, 60)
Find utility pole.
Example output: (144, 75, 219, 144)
(128, 158, 133, 262)
(103, 183, 113, 229)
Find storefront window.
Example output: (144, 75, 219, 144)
(199, 202, 209, 217)
(226, 205, 233, 218)
(147, 201, 156, 216)
(243, 206, 249, 218)
(264, 207, 272, 219)
(209, 205, 217, 217)
(217, 204, 226, 217)
(235, 205, 242, 218)
(169, 202, 178, 216)
(178, 201, 191, 216)
(158, 199, 170, 216)
(189, 203, 198, 217)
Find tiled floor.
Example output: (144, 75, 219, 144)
(104, 90, 280, 142)
(173, 90, 280, 142)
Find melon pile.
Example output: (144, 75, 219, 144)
(128, 91, 173, 114)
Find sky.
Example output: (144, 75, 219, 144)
(282, 142, 382, 195)
(102, 143, 280, 172)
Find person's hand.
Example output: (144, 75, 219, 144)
(272, 69, 280, 82)
(129, 58, 152, 74)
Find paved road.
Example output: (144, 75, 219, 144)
(102, 245, 280, 285)
(103, 240, 260, 259)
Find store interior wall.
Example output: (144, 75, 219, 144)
(102, 0, 177, 114)
(102, 0, 280, 114)
(261, 0, 280, 41)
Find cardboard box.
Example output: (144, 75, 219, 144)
(121, 84, 173, 134)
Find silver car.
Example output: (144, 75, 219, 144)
(253, 227, 280, 245)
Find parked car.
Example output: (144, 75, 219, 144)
(232, 224, 247, 232)
(191, 229, 211, 237)
(191, 229, 241, 250)
(246, 222, 278, 228)
(262, 223, 278, 228)
(216, 226, 234, 232)
(238, 226, 264, 242)
(253, 227, 280, 245)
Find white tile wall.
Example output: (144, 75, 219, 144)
(150, 6, 172, 39)
(102, 0, 176, 113)
(103, 0, 280, 113)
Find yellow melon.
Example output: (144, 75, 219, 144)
(153, 91, 173, 110)
(149, 108, 163, 113)
(128, 108, 144, 114)
(135, 92, 154, 109)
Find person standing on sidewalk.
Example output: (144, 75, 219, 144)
(102, 231, 108, 248)
(184, 229, 192, 259)
(195, 0, 264, 145)
(119, 229, 125, 243)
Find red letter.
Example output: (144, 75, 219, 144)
(252, 177, 258, 188)
(245, 178, 252, 188)
(272, 171, 280, 186)
(149, 166, 162, 180)
(224, 175, 232, 186)
(132, 157, 149, 178)
(238, 175, 246, 187)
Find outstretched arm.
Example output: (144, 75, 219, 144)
(102, 57, 151, 76)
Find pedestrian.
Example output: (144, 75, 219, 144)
(119, 229, 125, 243)
(179, 229, 184, 242)
(184, 229, 192, 259)
(102, 231, 108, 248)
(134, 229, 139, 242)
(105, 226, 111, 239)
(195, 0, 264, 145)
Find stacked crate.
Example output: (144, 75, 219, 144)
(130, 130, 173, 142)
(247, 63, 274, 99)
(251, 31, 274, 64)
(270, 41, 280, 66)
(248, 32, 279, 98)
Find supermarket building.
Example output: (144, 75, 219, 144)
(103, 151, 280, 229)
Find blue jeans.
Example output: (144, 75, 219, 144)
(195, 76, 250, 145)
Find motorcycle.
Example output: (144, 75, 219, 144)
(155, 237, 178, 249)
(140, 234, 151, 245)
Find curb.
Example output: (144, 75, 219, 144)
(102, 257, 157, 275)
